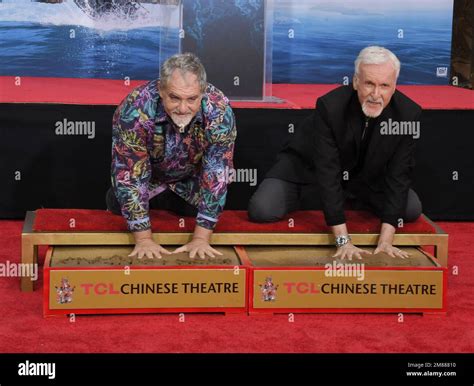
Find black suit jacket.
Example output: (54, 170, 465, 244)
(267, 85, 422, 227)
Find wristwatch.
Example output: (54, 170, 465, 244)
(335, 235, 351, 248)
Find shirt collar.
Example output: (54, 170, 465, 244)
(155, 100, 168, 124)
(193, 108, 204, 125)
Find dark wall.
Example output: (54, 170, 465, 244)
(0, 104, 473, 220)
(182, 0, 266, 100)
(451, 0, 473, 89)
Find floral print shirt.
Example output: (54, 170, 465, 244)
(111, 79, 236, 232)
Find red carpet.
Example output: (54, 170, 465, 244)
(0, 219, 472, 353)
(1, 76, 473, 110)
(32, 209, 436, 234)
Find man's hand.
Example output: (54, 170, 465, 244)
(173, 237, 223, 259)
(129, 238, 172, 259)
(374, 241, 410, 259)
(173, 224, 222, 259)
(375, 223, 410, 258)
(333, 243, 372, 260)
(331, 223, 371, 260)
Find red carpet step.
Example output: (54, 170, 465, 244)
(33, 209, 436, 234)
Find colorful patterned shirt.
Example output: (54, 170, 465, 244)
(111, 79, 236, 232)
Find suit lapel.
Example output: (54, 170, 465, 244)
(348, 94, 364, 155)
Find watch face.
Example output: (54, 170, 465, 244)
(336, 236, 350, 247)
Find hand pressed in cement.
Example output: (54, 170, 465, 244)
(333, 243, 372, 261)
(173, 237, 223, 259)
(129, 238, 172, 259)
(374, 241, 410, 259)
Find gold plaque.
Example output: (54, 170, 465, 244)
(249, 246, 444, 310)
(46, 246, 246, 311)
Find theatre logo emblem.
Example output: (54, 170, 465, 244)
(55, 278, 75, 304)
(260, 277, 279, 302)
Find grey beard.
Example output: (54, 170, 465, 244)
(362, 102, 383, 118)
(171, 114, 193, 129)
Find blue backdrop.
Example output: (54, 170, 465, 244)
(0, 0, 453, 85)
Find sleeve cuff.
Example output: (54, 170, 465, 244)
(196, 213, 218, 230)
(127, 217, 151, 232)
(380, 215, 400, 228)
(324, 212, 346, 227)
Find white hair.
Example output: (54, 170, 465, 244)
(354, 46, 400, 79)
(160, 52, 207, 93)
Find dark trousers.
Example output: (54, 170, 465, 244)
(248, 178, 422, 223)
(106, 187, 198, 217)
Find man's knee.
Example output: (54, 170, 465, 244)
(248, 194, 286, 223)
(404, 189, 422, 222)
(248, 179, 291, 223)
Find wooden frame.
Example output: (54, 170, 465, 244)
(21, 211, 448, 291)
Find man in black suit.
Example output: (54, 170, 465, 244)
(248, 46, 422, 260)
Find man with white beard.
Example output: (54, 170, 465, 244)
(107, 53, 236, 260)
(249, 46, 422, 260)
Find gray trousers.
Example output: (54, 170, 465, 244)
(248, 178, 422, 223)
